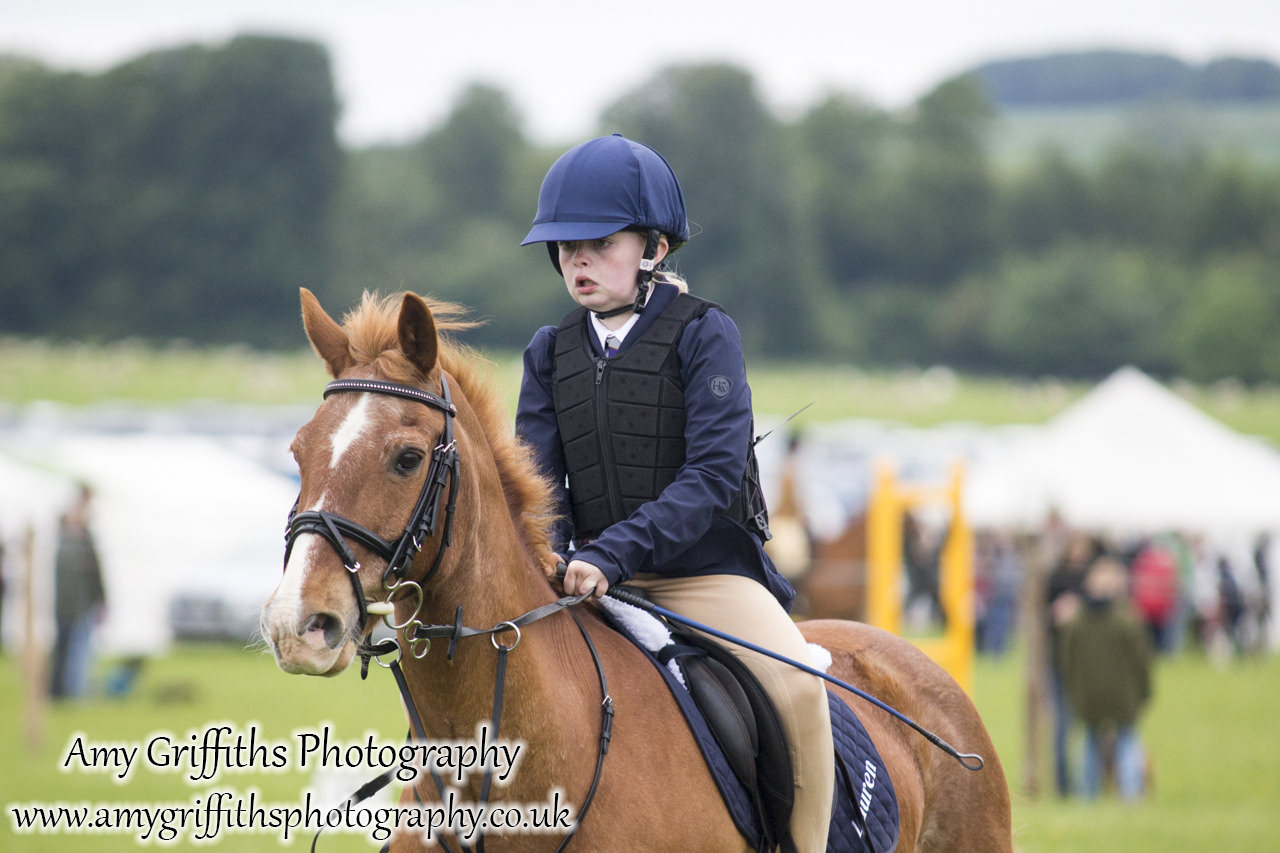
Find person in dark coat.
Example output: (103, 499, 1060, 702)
(50, 483, 107, 699)
(1044, 530, 1099, 796)
(1058, 556, 1153, 800)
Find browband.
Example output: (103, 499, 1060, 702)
(323, 378, 456, 414)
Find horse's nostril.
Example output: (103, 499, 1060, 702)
(300, 612, 345, 649)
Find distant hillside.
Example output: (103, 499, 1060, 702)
(987, 102, 1280, 166)
(966, 50, 1280, 108)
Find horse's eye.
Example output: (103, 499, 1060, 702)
(394, 449, 425, 475)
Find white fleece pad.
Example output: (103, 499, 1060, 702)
(598, 596, 685, 685)
(807, 643, 833, 673)
(599, 596, 672, 652)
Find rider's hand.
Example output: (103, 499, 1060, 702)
(564, 559, 610, 599)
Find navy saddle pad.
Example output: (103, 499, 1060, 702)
(602, 607, 900, 852)
(827, 692, 900, 852)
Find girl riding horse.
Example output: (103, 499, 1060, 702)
(514, 134, 834, 852)
(260, 136, 1012, 852)
(261, 286, 1012, 851)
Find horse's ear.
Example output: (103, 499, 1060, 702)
(398, 292, 439, 377)
(300, 288, 352, 378)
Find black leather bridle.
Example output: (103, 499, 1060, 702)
(284, 374, 612, 853)
(283, 376, 460, 636)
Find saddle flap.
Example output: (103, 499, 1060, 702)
(663, 628, 795, 852)
(680, 654, 760, 790)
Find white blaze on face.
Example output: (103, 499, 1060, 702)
(329, 394, 373, 470)
(275, 520, 321, 627)
(273, 394, 373, 629)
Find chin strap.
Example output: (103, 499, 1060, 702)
(593, 228, 662, 322)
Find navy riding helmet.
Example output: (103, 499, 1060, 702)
(522, 134, 690, 277)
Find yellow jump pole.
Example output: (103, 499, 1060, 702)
(866, 460, 902, 637)
(938, 462, 974, 694)
(866, 460, 975, 695)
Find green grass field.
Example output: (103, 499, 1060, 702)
(3, 340, 1280, 849)
(2, 642, 1277, 851)
(1, 645, 406, 852)
(8, 338, 1280, 445)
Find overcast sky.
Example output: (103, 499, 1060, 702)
(5, 0, 1280, 146)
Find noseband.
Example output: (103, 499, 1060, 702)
(283, 377, 460, 636)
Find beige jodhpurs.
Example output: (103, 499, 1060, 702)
(628, 573, 834, 853)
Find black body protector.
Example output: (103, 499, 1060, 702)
(552, 293, 771, 545)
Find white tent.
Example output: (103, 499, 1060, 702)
(966, 366, 1280, 537)
(0, 451, 76, 530)
(2, 431, 298, 655)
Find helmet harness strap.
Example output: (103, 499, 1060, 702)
(593, 228, 662, 321)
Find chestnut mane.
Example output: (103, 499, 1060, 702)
(337, 291, 557, 570)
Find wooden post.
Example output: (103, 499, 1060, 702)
(21, 525, 46, 750)
(1020, 537, 1048, 797)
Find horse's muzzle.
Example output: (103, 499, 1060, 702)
(261, 598, 357, 677)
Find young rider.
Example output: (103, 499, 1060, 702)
(515, 133, 833, 852)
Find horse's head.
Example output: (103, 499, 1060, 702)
(261, 288, 463, 675)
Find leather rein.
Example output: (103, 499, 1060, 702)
(284, 376, 612, 853)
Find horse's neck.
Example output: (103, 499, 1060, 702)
(400, 574, 601, 800)
(406, 507, 579, 724)
(395, 423, 603, 794)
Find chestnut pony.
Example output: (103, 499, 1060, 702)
(261, 290, 1012, 852)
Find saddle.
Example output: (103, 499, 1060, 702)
(599, 595, 900, 853)
(657, 625, 796, 852)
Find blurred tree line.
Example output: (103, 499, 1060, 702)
(3, 36, 1280, 384)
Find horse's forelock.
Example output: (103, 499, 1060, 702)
(340, 292, 464, 383)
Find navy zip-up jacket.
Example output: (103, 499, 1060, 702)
(516, 282, 794, 609)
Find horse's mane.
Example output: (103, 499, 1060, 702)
(340, 291, 558, 572)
